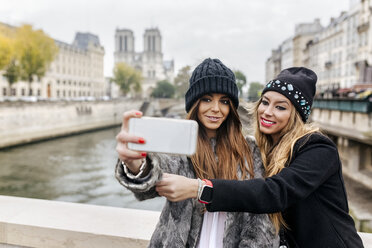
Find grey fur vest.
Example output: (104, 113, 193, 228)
(115, 136, 279, 248)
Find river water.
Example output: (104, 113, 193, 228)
(0, 127, 165, 211)
(1, 126, 371, 224)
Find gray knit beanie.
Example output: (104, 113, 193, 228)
(185, 58, 239, 113)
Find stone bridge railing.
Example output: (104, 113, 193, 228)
(0, 195, 371, 248)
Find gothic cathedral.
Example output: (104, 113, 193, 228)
(114, 28, 174, 96)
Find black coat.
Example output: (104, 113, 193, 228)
(206, 133, 364, 248)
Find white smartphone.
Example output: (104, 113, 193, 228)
(128, 117, 198, 156)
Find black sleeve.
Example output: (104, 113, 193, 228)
(206, 141, 339, 213)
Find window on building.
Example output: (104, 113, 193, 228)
(21, 88, 25, 96)
(3, 88, 6, 96)
(119, 36, 122, 51)
(11, 88, 16, 96)
(29, 89, 33, 96)
(124, 36, 128, 51)
(57, 90, 60, 97)
(37, 89, 41, 96)
(63, 90, 66, 97)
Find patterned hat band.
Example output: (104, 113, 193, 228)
(264, 79, 312, 121)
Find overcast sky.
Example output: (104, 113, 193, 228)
(0, 0, 351, 83)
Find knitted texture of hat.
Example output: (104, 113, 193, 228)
(185, 58, 239, 112)
(262, 67, 317, 122)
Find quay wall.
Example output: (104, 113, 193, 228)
(0, 99, 143, 149)
(311, 108, 372, 187)
(311, 108, 372, 135)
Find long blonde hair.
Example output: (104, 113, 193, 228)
(187, 99, 254, 180)
(253, 97, 319, 233)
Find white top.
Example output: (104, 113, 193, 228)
(197, 211, 226, 248)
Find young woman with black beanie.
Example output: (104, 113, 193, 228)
(158, 67, 364, 248)
(115, 58, 278, 247)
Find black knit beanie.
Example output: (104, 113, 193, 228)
(261, 67, 317, 122)
(185, 58, 239, 113)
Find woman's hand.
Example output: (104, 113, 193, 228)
(116, 110, 147, 174)
(156, 173, 199, 202)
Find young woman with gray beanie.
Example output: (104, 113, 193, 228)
(159, 67, 364, 248)
(115, 58, 279, 247)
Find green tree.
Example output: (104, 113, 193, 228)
(15, 25, 58, 94)
(0, 26, 18, 96)
(174, 65, 191, 98)
(0, 33, 13, 70)
(3, 60, 20, 95)
(234, 70, 247, 97)
(151, 80, 175, 98)
(248, 82, 264, 102)
(112, 62, 142, 96)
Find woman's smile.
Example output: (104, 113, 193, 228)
(206, 115, 222, 122)
(260, 117, 276, 127)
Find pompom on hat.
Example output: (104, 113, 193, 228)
(261, 67, 317, 122)
(185, 58, 239, 113)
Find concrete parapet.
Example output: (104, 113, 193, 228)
(0, 195, 371, 247)
(361, 232, 372, 248)
(0, 195, 160, 248)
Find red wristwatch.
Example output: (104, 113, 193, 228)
(198, 179, 213, 204)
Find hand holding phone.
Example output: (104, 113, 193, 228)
(128, 117, 198, 155)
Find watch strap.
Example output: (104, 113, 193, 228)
(198, 179, 213, 204)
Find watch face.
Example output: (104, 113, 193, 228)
(200, 185, 213, 204)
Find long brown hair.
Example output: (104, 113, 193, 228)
(187, 98, 254, 180)
(253, 97, 319, 233)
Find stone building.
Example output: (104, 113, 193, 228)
(354, 0, 372, 85)
(265, 19, 322, 83)
(265, 0, 372, 95)
(293, 19, 323, 67)
(281, 37, 294, 70)
(265, 48, 282, 83)
(304, 13, 348, 95)
(114, 28, 174, 96)
(0, 25, 106, 100)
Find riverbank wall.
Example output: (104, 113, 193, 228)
(0, 99, 143, 149)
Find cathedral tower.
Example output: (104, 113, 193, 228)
(114, 29, 135, 65)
